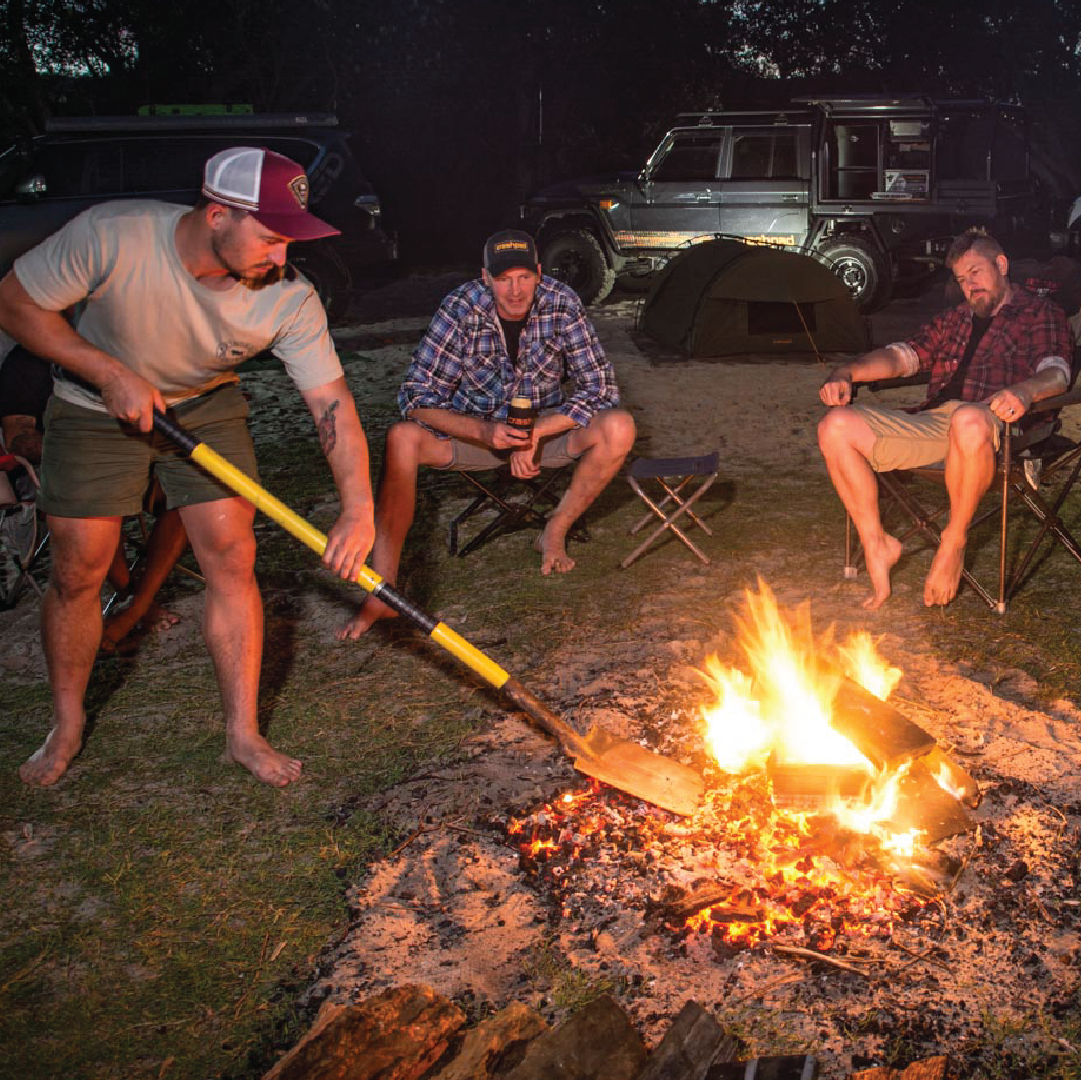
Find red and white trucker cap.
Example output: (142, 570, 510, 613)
(201, 147, 340, 241)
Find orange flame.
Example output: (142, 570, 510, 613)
(700, 580, 917, 850)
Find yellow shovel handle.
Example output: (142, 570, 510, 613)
(153, 410, 510, 690)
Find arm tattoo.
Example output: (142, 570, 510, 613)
(318, 399, 340, 457)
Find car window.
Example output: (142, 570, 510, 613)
(29, 141, 123, 198)
(651, 133, 723, 182)
(730, 130, 799, 179)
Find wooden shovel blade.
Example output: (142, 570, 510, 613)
(574, 725, 705, 817)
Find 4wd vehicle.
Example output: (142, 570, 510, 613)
(0, 112, 397, 321)
(521, 97, 1047, 311)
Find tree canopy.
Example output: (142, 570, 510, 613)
(2, 0, 1080, 257)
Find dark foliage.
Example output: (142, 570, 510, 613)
(1, 0, 1080, 261)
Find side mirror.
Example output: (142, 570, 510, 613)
(15, 173, 46, 198)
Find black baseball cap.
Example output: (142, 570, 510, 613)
(484, 230, 540, 277)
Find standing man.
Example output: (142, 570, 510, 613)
(338, 230, 635, 640)
(818, 229, 1071, 610)
(0, 147, 376, 788)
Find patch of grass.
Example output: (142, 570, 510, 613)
(525, 940, 620, 1012)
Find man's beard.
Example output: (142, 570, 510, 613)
(211, 234, 284, 290)
(967, 282, 1006, 319)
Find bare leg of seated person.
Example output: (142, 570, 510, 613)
(337, 422, 455, 641)
(923, 405, 997, 607)
(181, 497, 301, 786)
(534, 409, 636, 576)
(100, 508, 189, 655)
(22, 515, 122, 786)
(818, 407, 904, 610)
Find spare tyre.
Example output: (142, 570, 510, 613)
(816, 236, 891, 312)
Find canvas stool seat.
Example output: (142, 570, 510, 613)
(620, 451, 720, 568)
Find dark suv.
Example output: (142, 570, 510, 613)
(521, 96, 1048, 310)
(0, 112, 397, 320)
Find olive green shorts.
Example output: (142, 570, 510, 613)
(40, 384, 259, 518)
(849, 401, 1002, 472)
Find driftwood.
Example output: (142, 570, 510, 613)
(635, 1000, 740, 1080)
(505, 994, 647, 1080)
(830, 680, 937, 771)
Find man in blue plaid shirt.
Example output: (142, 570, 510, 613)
(338, 230, 635, 639)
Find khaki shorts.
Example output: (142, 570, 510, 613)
(849, 401, 1003, 472)
(438, 429, 580, 472)
(40, 384, 259, 517)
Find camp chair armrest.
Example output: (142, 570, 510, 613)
(1027, 386, 1081, 416)
(866, 373, 931, 392)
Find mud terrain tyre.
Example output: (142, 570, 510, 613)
(289, 246, 354, 324)
(816, 236, 892, 313)
(541, 230, 616, 305)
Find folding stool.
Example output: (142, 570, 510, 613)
(620, 451, 720, 568)
(446, 463, 589, 557)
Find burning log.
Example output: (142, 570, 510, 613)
(650, 881, 749, 925)
(918, 746, 981, 808)
(829, 679, 936, 771)
(880, 759, 973, 846)
(767, 756, 872, 810)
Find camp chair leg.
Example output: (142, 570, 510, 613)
(620, 474, 717, 568)
(844, 514, 859, 579)
(447, 465, 586, 558)
(629, 476, 713, 537)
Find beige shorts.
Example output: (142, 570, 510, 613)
(849, 401, 1002, 472)
(438, 430, 580, 472)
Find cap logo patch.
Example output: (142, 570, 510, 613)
(288, 174, 310, 209)
(495, 241, 529, 253)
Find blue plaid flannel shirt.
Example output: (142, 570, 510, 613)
(398, 276, 619, 433)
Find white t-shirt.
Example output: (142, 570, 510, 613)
(14, 200, 343, 411)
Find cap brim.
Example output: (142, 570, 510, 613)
(250, 208, 341, 241)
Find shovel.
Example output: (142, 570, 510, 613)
(153, 410, 705, 816)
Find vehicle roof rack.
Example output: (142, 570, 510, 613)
(675, 109, 812, 126)
(44, 113, 339, 134)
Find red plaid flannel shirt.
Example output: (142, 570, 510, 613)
(891, 286, 1072, 409)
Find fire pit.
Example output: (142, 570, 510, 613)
(307, 580, 1081, 1075)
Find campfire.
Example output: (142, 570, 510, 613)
(505, 580, 977, 954)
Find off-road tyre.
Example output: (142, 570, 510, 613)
(816, 236, 892, 313)
(541, 229, 616, 305)
(289, 246, 354, 324)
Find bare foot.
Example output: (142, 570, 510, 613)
(862, 533, 904, 610)
(336, 596, 396, 641)
(224, 733, 302, 787)
(20, 723, 85, 786)
(534, 525, 576, 575)
(144, 602, 181, 632)
(925, 534, 966, 607)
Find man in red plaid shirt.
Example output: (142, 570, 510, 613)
(818, 229, 1072, 610)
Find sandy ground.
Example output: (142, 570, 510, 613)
(4, 275, 1081, 1075)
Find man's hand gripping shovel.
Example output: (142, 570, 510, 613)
(153, 410, 705, 816)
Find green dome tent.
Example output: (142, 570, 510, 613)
(641, 238, 869, 358)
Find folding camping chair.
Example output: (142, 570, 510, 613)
(843, 382, 1081, 613)
(0, 452, 48, 608)
(620, 451, 720, 568)
(446, 464, 589, 557)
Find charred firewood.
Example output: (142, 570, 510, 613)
(830, 679, 937, 770)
